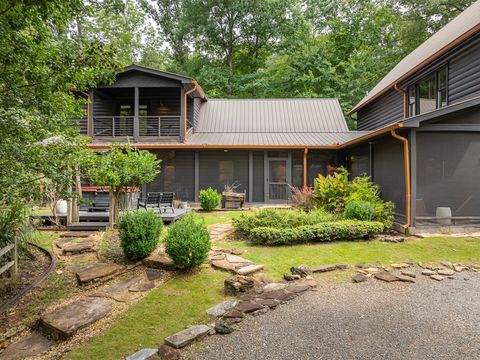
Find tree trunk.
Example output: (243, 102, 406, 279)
(109, 189, 116, 228)
(73, 168, 82, 223)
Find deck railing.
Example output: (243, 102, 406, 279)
(138, 116, 180, 137)
(93, 116, 134, 137)
(88, 116, 181, 138)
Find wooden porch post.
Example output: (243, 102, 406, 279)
(248, 151, 253, 203)
(194, 151, 199, 202)
(303, 148, 308, 188)
(134, 87, 139, 141)
(179, 87, 185, 143)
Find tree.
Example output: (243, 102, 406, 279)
(87, 145, 161, 226)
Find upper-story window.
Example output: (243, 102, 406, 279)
(407, 65, 448, 117)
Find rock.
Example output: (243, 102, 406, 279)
(158, 344, 180, 360)
(230, 249, 244, 255)
(286, 284, 310, 294)
(146, 268, 164, 281)
(224, 275, 256, 295)
(256, 298, 280, 309)
(62, 231, 93, 238)
(251, 308, 269, 316)
(283, 273, 300, 281)
(129, 281, 155, 292)
(56, 270, 63, 275)
(311, 265, 337, 273)
(126, 348, 158, 360)
(40, 298, 112, 338)
(396, 275, 416, 283)
(214, 320, 234, 334)
(441, 261, 453, 268)
(225, 254, 251, 264)
(0, 333, 53, 360)
(363, 267, 380, 275)
(355, 263, 367, 269)
(211, 260, 236, 272)
(448, 276, 455, 279)
(104, 276, 142, 294)
(290, 265, 310, 277)
(235, 300, 265, 314)
(390, 263, 410, 269)
(336, 264, 349, 269)
(421, 269, 436, 276)
(206, 300, 238, 318)
(75, 263, 122, 284)
(142, 254, 176, 270)
(263, 282, 287, 292)
(56, 237, 78, 248)
(454, 264, 467, 272)
(164, 325, 211, 349)
(62, 241, 95, 255)
(223, 309, 244, 319)
(236, 264, 264, 275)
(302, 278, 318, 288)
(352, 272, 368, 283)
(258, 289, 297, 302)
(438, 269, 455, 276)
(374, 272, 400, 282)
(464, 277, 470, 281)
(400, 271, 416, 278)
(430, 275, 444, 281)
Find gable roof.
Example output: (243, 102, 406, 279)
(351, 0, 480, 114)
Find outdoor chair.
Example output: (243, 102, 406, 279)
(137, 192, 175, 213)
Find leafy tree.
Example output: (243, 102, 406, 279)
(87, 145, 161, 226)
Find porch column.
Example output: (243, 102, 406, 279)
(89, 89, 94, 137)
(368, 142, 375, 180)
(263, 151, 268, 202)
(409, 129, 416, 227)
(303, 148, 308, 188)
(248, 151, 253, 203)
(287, 151, 292, 200)
(134, 87, 139, 141)
(179, 87, 185, 142)
(194, 151, 199, 202)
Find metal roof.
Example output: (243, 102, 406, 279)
(351, 0, 480, 113)
(196, 99, 348, 133)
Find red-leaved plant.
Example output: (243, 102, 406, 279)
(289, 185, 315, 212)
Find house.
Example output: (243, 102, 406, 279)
(81, 0, 480, 231)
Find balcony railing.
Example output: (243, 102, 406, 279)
(138, 116, 180, 137)
(93, 116, 134, 137)
(89, 116, 181, 138)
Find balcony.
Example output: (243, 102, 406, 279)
(91, 116, 180, 138)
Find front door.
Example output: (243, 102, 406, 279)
(267, 159, 289, 202)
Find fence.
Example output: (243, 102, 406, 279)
(0, 239, 18, 277)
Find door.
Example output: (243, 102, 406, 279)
(267, 159, 289, 202)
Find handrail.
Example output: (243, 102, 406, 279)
(91, 115, 180, 138)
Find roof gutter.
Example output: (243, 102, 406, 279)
(338, 122, 404, 149)
(183, 81, 198, 143)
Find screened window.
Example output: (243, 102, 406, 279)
(219, 161, 234, 184)
(418, 75, 436, 114)
(408, 87, 416, 116)
(437, 68, 448, 107)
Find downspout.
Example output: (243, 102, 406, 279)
(390, 128, 411, 231)
(183, 81, 198, 143)
(303, 148, 308, 188)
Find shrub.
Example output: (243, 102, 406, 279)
(233, 208, 334, 236)
(165, 213, 210, 268)
(118, 210, 163, 259)
(289, 186, 315, 211)
(343, 201, 375, 221)
(199, 187, 222, 211)
(249, 220, 384, 246)
(313, 167, 350, 213)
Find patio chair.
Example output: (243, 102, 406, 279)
(159, 192, 175, 213)
(137, 192, 162, 211)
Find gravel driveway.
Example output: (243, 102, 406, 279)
(185, 271, 480, 360)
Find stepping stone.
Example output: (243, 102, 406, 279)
(263, 282, 288, 292)
(223, 309, 244, 319)
(258, 289, 297, 302)
(56, 237, 78, 248)
(104, 276, 143, 294)
(61, 231, 94, 238)
(396, 275, 416, 283)
(441, 261, 453, 268)
(454, 264, 467, 272)
(225, 254, 250, 264)
(164, 325, 211, 349)
(430, 275, 444, 281)
(286, 284, 310, 293)
(143, 254, 176, 270)
(129, 281, 155, 292)
(0, 333, 53, 360)
(374, 272, 400, 282)
(126, 348, 158, 360)
(211, 259, 236, 272)
(40, 298, 111, 338)
(206, 299, 238, 318)
(390, 263, 410, 269)
(438, 269, 455, 276)
(311, 265, 337, 273)
(421, 269, 436, 276)
(352, 272, 368, 283)
(158, 344, 181, 360)
(363, 267, 380, 275)
(236, 264, 264, 275)
(75, 263, 122, 284)
(62, 241, 95, 255)
(235, 300, 265, 314)
(145, 268, 164, 281)
(401, 271, 416, 278)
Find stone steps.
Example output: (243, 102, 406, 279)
(74, 263, 123, 284)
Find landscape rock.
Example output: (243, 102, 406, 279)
(430, 275, 444, 281)
(396, 275, 416, 283)
(211, 260, 236, 272)
(400, 271, 416, 278)
(374, 272, 400, 282)
(258, 289, 297, 302)
(129, 281, 155, 292)
(390, 263, 410, 269)
(441, 261, 453, 268)
(142, 253, 176, 270)
(146, 268, 164, 281)
(438, 269, 455, 276)
(448, 276, 455, 279)
(214, 320, 234, 334)
(75, 263, 122, 284)
(40, 298, 112, 338)
(158, 344, 180, 360)
(236, 264, 264, 275)
(421, 269, 436, 276)
(225, 254, 251, 264)
(355, 264, 367, 269)
(0, 333, 53, 360)
(352, 273, 368, 283)
(235, 300, 265, 314)
(206, 300, 238, 318)
(222, 309, 244, 319)
(283, 273, 300, 281)
(290, 265, 310, 277)
(61, 231, 93, 238)
(251, 308, 269, 316)
(336, 264, 349, 269)
(62, 241, 95, 255)
(454, 264, 467, 272)
(164, 325, 211, 349)
(256, 298, 281, 309)
(104, 276, 142, 294)
(286, 284, 310, 294)
(224, 275, 256, 295)
(311, 265, 337, 273)
(126, 348, 158, 360)
(363, 267, 380, 275)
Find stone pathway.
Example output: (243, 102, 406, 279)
(208, 222, 234, 241)
(209, 249, 265, 276)
(0, 333, 53, 360)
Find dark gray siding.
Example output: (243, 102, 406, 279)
(99, 71, 181, 88)
(357, 89, 404, 130)
(348, 144, 370, 178)
(448, 34, 480, 104)
(252, 152, 264, 202)
(198, 151, 249, 196)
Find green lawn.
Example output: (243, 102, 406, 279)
(63, 211, 480, 359)
(200, 210, 246, 226)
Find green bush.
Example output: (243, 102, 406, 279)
(165, 213, 211, 268)
(233, 208, 334, 236)
(118, 210, 163, 259)
(343, 201, 375, 221)
(199, 187, 222, 211)
(249, 220, 384, 246)
(313, 167, 350, 213)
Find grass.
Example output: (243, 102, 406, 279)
(65, 267, 229, 360)
(199, 210, 246, 226)
(31, 230, 60, 252)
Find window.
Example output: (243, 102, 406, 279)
(407, 65, 448, 117)
(219, 161, 234, 185)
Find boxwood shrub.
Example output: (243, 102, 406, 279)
(199, 187, 222, 211)
(118, 210, 163, 259)
(249, 220, 384, 246)
(233, 208, 334, 237)
(165, 213, 211, 268)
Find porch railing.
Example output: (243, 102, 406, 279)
(93, 116, 134, 137)
(138, 116, 180, 137)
